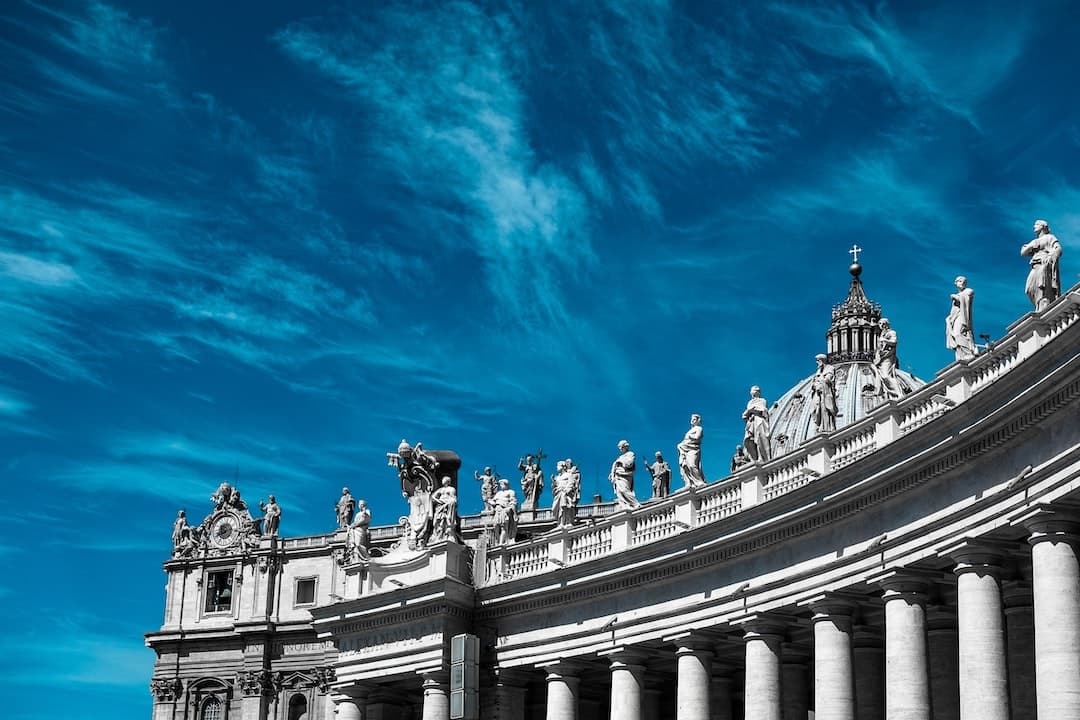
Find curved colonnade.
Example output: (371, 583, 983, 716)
(322, 291, 1080, 720)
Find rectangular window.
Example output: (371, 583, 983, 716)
(295, 577, 316, 606)
(204, 570, 234, 613)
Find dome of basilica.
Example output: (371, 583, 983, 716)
(767, 258, 925, 458)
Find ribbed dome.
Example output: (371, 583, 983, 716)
(767, 257, 925, 458)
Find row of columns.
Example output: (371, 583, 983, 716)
(331, 509, 1080, 720)
(527, 512, 1080, 720)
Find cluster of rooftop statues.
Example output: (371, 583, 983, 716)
(167, 224, 1066, 556)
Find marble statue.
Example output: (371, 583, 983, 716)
(346, 499, 371, 561)
(431, 477, 459, 543)
(677, 414, 706, 488)
(610, 440, 640, 510)
(172, 510, 189, 550)
(730, 445, 751, 473)
(491, 478, 518, 545)
(388, 439, 439, 550)
(742, 387, 772, 463)
(1022, 220, 1062, 310)
(212, 482, 248, 511)
(645, 451, 672, 499)
(335, 488, 355, 529)
(551, 460, 580, 528)
(474, 466, 498, 512)
(259, 495, 281, 537)
(518, 452, 546, 512)
(172, 510, 201, 557)
(945, 276, 977, 361)
(810, 354, 838, 432)
(872, 318, 904, 400)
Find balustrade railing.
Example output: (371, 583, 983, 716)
(567, 525, 612, 563)
(762, 456, 811, 501)
(696, 480, 742, 524)
(477, 292, 1080, 585)
(831, 423, 877, 469)
(632, 504, 680, 546)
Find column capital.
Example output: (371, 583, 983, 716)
(597, 646, 649, 669)
(1014, 501, 1080, 543)
(733, 613, 790, 640)
(662, 630, 717, 652)
(870, 567, 939, 596)
(942, 538, 1014, 576)
(801, 592, 859, 622)
(537, 659, 590, 681)
(419, 670, 449, 686)
(332, 685, 372, 702)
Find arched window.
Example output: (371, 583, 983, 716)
(201, 696, 223, 720)
(288, 693, 308, 720)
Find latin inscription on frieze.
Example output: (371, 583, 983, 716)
(338, 621, 442, 657)
(273, 641, 336, 655)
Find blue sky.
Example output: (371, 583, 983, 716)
(2, 1, 1079, 717)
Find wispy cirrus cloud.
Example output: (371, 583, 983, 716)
(767, 3, 1031, 127)
(2, 0, 170, 112)
(0, 615, 149, 688)
(275, 3, 597, 331)
(51, 429, 338, 507)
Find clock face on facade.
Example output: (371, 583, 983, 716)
(208, 512, 241, 549)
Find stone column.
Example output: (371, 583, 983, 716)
(421, 672, 449, 720)
(1022, 507, 1080, 719)
(494, 669, 530, 720)
(1004, 581, 1036, 720)
(810, 599, 856, 720)
(543, 663, 581, 720)
(675, 638, 713, 720)
(946, 542, 1010, 720)
(781, 645, 810, 720)
(333, 688, 369, 720)
(741, 620, 785, 720)
(603, 650, 647, 720)
(876, 573, 931, 720)
(926, 608, 959, 720)
(852, 627, 884, 720)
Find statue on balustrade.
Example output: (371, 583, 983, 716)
(871, 318, 904, 400)
(491, 478, 519, 545)
(474, 466, 498, 512)
(610, 440, 641, 510)
(945, 276, 977, 361)
(518, 452, 546, 512)
(345, 499, 371, 561)
(1021, 219, 1062, 310)
(388, 439, 439, 550)
(259, 495, 281, 537)
(742, 386, 772, 463)
(677, 413, 706, 488)
(551, 460, 580, 528)
(171, 510, 197, 558)
(335, 487, 355, 529)
(431, 477, 460, 543)
(730, 445, 751, 473)
(646, 451, 672, 498)
(810, 354, 838, 432)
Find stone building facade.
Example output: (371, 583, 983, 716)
(147, 277, 1080, 720)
